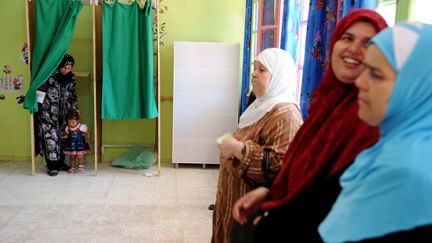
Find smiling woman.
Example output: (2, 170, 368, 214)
(319, 21, 432, 242)
(331, 21, 377, 84)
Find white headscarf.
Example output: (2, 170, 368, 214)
(238, 48, 298, 128)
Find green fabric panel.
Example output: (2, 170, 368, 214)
(111, 145, 155, 169)
(24, 0, 83, 113)
(102, 1, 158, 120)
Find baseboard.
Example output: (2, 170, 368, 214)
(0, 155, 174, 164)
(0, 156, 44, 162)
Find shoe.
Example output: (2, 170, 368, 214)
(78, 164, 85, 173)
(47, 170, 58, 176)
(208, 204, 215, 210)
(59, 164, 70, 171)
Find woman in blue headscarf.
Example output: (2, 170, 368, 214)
(319, 22, 432, 242)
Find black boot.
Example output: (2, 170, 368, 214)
(45, 158, 59, 176)
(58, 154, 70, 171)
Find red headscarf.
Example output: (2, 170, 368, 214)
(261, 9, 388, 211)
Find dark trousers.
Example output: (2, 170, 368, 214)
(253, 205, 323, 243)
(45, 155, 68, 171)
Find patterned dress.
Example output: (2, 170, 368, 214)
(211, 103, 303, 243)
(63, 123, 91, 155)
(35, 70, 78, 170)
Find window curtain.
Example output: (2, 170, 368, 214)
(239, 0, 253, 116)
(102, 0, 158, 120)
(24, 0, 83, 113)
(340, 0, 377, 17)
(280, 0, 303, 103)
(300, 0, 376, 119)
(280, 0, 302, 65)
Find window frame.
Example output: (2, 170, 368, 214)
(256, 0, 281, 53)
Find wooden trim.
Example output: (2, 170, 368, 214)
(256, 0, 281, 53)
(274, 0, 281, 48)
(257, 0, 263, 52)
(25, 0, 35, 176)
(259, 25, 278, 30)
(74, 72, 91, 77)
(161, 96, 173, 102)
(156, 0, 161, 176)
(336, 0, 341, 23)
(92, 3, 99, 175)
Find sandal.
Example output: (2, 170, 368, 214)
(68, 167, 75, 174)
(47, 170, 58, 176)
(78, 164, 85, 173)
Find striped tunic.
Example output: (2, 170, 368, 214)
(211, 103, 303, 243)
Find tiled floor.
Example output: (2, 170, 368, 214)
(0, 161, 219, 243)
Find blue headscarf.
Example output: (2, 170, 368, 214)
(319, 22, 432, 242)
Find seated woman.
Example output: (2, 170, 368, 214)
(319, 22, 432, 242)
(212, 48, 303, 243)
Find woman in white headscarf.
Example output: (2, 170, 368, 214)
(319, 22, 432, 242)
(211, 48, 303, 243)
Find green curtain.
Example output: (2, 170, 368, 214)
(24, 0, 83, 113)
(102, 0, 158, 120)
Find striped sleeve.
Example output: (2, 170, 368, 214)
(234, 104, 303, 185)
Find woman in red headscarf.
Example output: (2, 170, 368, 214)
(232, 9, 388, 242)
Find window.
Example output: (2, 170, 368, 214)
(376, 0, 397, 26)
(250, 0, 308, 102)
(295, 0, 309, 102)
(413, 0, 432, 24)
(256, 0, 281, 53)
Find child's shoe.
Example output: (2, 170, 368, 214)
(78, 164, 85, 173)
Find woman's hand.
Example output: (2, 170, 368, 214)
(85, 131, 91, 144)
(218, 137, 245, 160)
(16, 95, 25, 104)
(232, 187, 270, 225)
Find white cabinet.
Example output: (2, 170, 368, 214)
(172, 41, 240, 166)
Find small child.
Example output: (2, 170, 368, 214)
(62, 110, 91, 173)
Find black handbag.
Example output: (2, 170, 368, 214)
(262, 148, 271, 187)
(244, 148, 273, 188)
(231, 213, 258, 243)
(231, 148, 272, 243)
